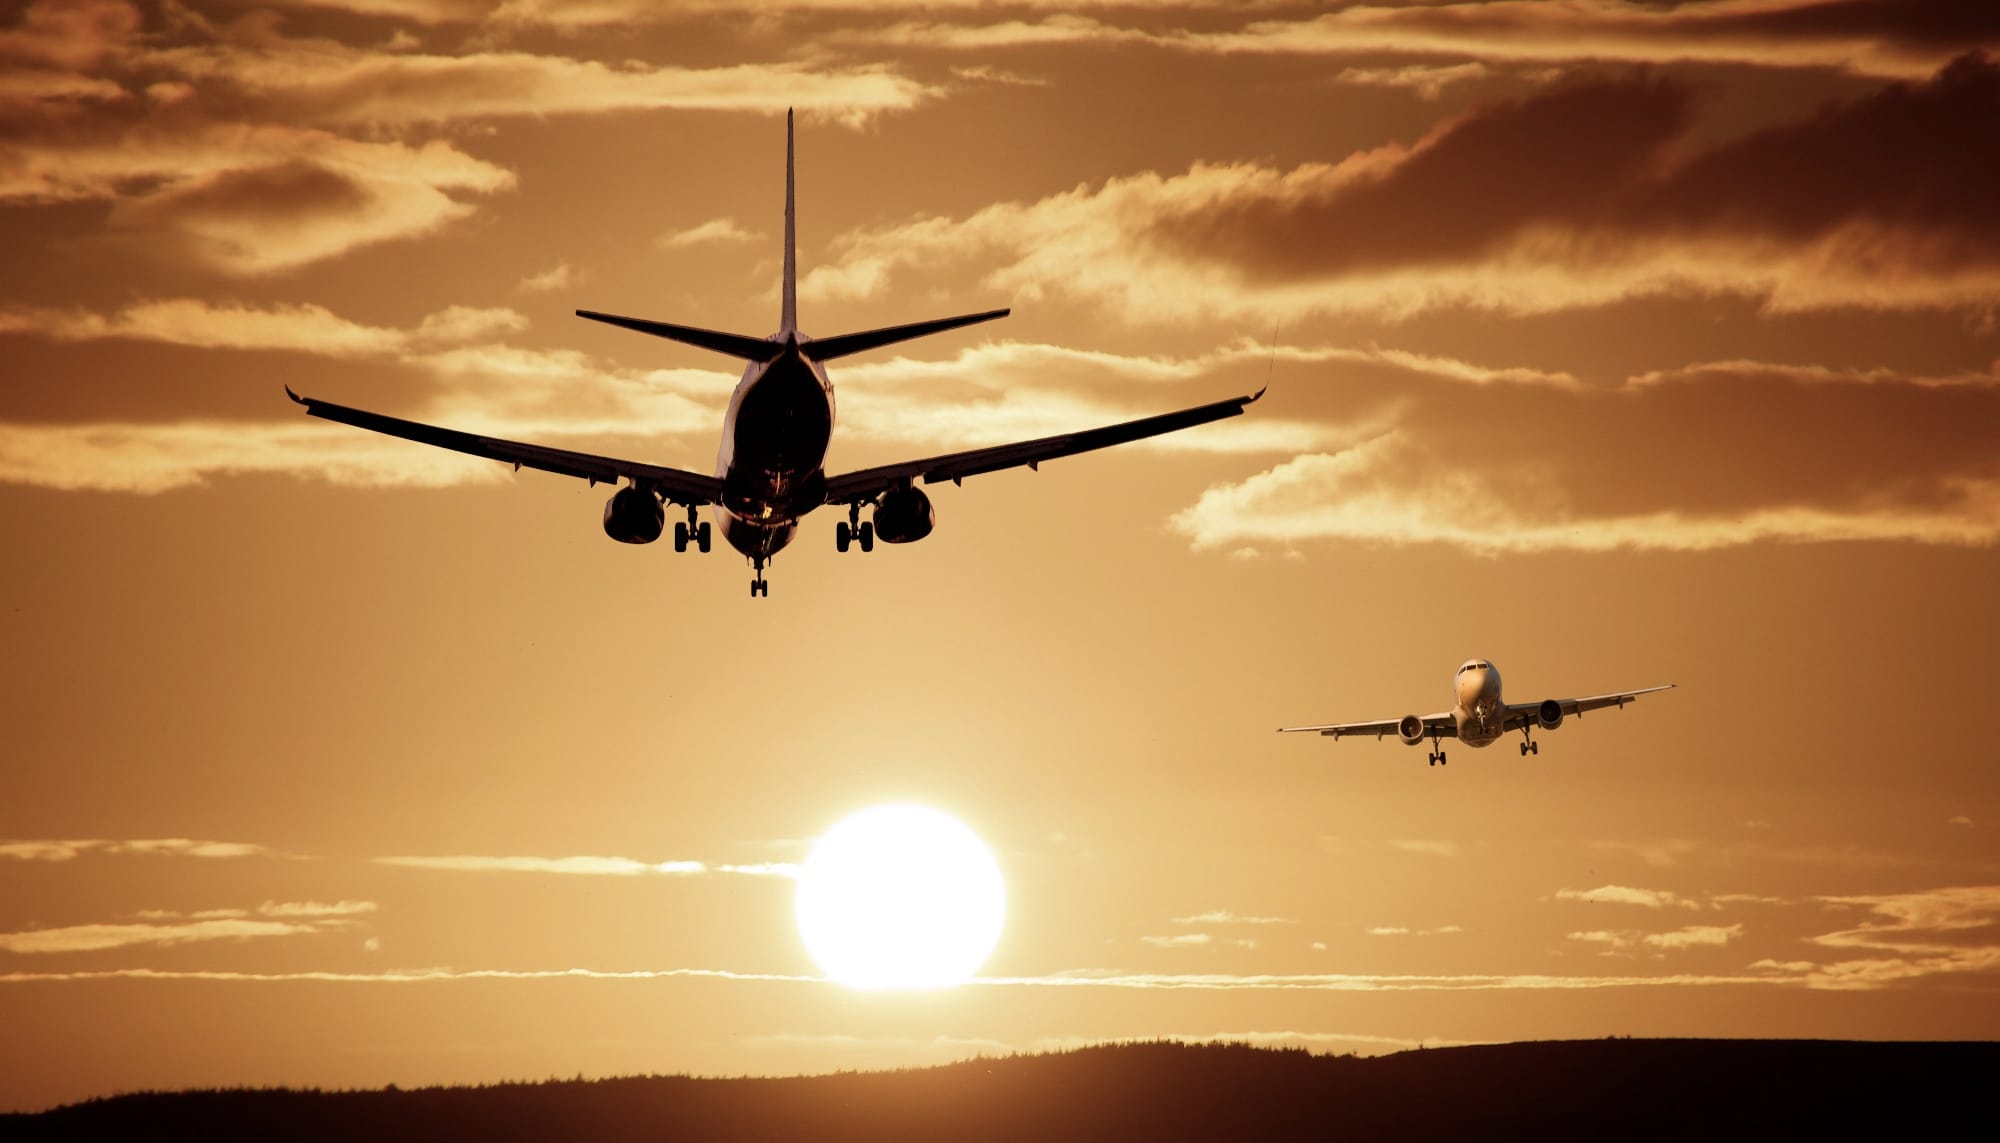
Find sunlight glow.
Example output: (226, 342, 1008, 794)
(794, 804, 1006, 990)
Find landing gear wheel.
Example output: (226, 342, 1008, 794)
(750, 578, 769, 598)
(1438, 751, 1448, 765)
(1520, 743, 1529, 756)
(1531, 743, 1539, 755)
(858, 521, 875, 553)
(696, 521, 711, 553)
(836, 521, 852, 553)
(673, 521, 689, 553)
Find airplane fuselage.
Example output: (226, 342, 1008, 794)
(714, 337, 835, 562)
(1453, 659, 1505, 748)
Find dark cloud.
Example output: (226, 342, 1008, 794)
(1162, 53, 2000, 286)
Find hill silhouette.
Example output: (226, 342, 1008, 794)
(5, 1038, 1990, 1141)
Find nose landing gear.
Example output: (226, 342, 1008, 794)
(750, 557, 769, 597)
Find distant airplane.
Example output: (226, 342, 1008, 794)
(1279, 660, 1673, 765)
(288, 111, 1262, 596)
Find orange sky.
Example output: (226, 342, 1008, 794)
(2, 0, 1997, 1113)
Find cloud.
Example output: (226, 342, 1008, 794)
(1332, 62, 1494, 100)
(1386, 840, 1460, 858)
(1556, 885, 1705, 911)
(1568, 923, 1745, 955)
(374, 854, 799, 877)
(1798, 885, 2000, 989)
(0, 838, 284, 861)
(0, 965, 1799, 992)
(1949, 815, 1975, 827)
(0, 918, 333, 955)
(1169, 372, 2000, 554)
(1140, 933, 1213, 948)
(807, 57, 2000, 321)
(0, 298, 525, 356)
(657, 217, 763, 249)
(517, 262, 580, 293)
(1180, 0, 2000, 80)
(0, 1, 935, 273)
(255, 900, 379, 918)
(1365, 925, 1462, 937)
(1170, 911, 1298, 926)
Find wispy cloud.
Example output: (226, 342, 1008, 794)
(1386, 840, 1460, 858)
(657, 217, 763, 249)
(1567, 923, 1745, 956)
(1799, 886, 2000, 989)
(1170, 911, 1298, 926)
(1365, 925, 1463, 937)
(806, 58, 2000, 322)
(1556, 885, 1705, 911)
(0, 299, 525, 357)
(374, 854, 799, 877)
(0, 838, 286, 862)
(517, 262, 581, 293)
(1140, 933, 1213, 949)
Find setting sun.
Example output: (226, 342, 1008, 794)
(795, 805, 1006, 990)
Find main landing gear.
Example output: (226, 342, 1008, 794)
(1427, 728, 1447, 767)
(750, 557, 769, 598)
(835, 502, 874, 553)
(672, 505, 711, 554)
(1518, 726, 1540, 756)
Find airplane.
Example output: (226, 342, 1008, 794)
(1279, 660, 1673, 766)
(287, 111, 1263, 596)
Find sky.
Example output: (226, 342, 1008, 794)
(3, 0, 1998, 1113)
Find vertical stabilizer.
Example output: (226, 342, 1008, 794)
(781, 108, 797, 335)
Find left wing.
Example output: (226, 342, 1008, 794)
(1278, 713, 1456, 741)
(287, 388, 723, 505)
(1502, 684, 1675, 729)
(822, 388, 1263, 506)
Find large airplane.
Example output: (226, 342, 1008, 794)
(1279, 660, 1673, 765)
(287, 112, 1262, 596)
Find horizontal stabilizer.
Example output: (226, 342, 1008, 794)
(808, 308, 1009, 362)
(576, 310, 783, 362)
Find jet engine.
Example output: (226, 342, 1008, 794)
(1397, 714, 1427, 747)
(1537, 699, 1564, 731)
(602, 486, 664, 544)
(872, 485, 935, 544)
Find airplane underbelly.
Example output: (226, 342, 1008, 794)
(1456, 704, 1503, 748)
(719, 513, 796, 561)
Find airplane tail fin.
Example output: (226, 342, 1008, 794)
(578, 111, 1008, 362)
(782, 107, 797, 335)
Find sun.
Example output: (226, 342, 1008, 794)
(794, 804, 1006, 990)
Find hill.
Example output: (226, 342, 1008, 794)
(5, 1038, 1991, 1141)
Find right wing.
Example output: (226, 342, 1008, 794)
(1278, 713, 1456, 740)
(822, 388, 1263, 506)
(287, 388, 723, 505)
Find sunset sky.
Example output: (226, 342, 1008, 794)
(3, 0, 1997, 1113)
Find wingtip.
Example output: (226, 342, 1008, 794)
(1248, 384, 1268, 403)
(284, 385, 304, 405)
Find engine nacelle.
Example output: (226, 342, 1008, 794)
(873, 485, 935, 544)
(1397, 714, 1427, 747)
(1537, 699, 1564, 731)
(602, 486, 664, 545)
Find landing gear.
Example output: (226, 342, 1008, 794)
(1428, 750, 1448, 766)
(835, 504, 874, 553)
(750, 558, 769, 598)
(1518, 726, 1539, 756)
(672, 506, 711, 554)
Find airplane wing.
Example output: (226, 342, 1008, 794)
(1277, 713, 1456, 740)
(287, 388, 724, 505)
(1502, 684, 1675, 729)
(821, 388, 1264, 506)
